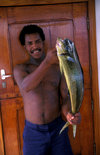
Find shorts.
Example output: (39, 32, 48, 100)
(23, 116, 73, 155)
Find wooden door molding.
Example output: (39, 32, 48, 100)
(88, 0, 100, 154)
(0, 0, 88, 7)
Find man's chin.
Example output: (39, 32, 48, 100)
(30, 51, 45, 60)
(31, 54, 42, 60)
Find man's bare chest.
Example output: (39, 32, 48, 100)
(25, 64, 61, 90)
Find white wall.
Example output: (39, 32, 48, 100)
(95, 0, 100, 100)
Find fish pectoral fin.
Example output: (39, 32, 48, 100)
(59, 121, 70, 134)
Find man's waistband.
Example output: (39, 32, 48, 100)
(25, 116, 66, 131)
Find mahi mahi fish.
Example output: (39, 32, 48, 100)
(56, 38, 84, 138)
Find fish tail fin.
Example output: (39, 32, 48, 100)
(59, 121, 70, 134)
(73, 125, 77, 138)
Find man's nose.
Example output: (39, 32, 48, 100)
(31, 43, 37, 49)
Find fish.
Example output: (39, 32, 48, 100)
(56, 38, 84, 138)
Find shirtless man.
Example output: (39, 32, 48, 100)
(14, 25, 81, 155)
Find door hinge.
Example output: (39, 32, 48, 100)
(91, 100, 94, 111)
(87, 17, 90, 30)
(93, 142, 96, 155)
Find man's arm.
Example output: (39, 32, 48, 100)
(13, 48, 58, 93)
(60, 75, 81, 125)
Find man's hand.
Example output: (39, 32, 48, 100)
(66, 112, 81, 125)
(45, 48, 59, 65)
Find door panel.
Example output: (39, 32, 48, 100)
(0, 8, 15, 99)
(9, 20, 74, 97)
(0, 2, 94, 155)
(9, 21, 73, 66)
(1, 98, 24, 155)
(7, 4, 72, 24)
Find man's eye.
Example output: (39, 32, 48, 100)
(28, 42, 32, 45)
(36, 40, 41, 44)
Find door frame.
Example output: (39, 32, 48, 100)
(88, 0, 100, 154)
(0, 0, 99, 154)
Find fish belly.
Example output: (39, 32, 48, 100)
(61, 59, 83, 114)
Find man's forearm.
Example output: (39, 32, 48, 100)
(61, 96, 71, 119)
(21, 58, 51, 92)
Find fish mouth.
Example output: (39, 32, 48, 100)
(56, 38, 64, 46)
(56, 41, 61, 48)
(56, 38, 64, 52)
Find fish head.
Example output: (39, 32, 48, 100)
(56, 38, 74, 61)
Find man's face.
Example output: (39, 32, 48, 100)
(24, 33, 44, 59)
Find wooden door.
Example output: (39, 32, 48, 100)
(0, 3, 94, 155)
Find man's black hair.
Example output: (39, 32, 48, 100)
(19, 25, 45, 45)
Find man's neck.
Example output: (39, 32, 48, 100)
(29, 52, 45, 66)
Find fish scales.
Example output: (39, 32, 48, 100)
(56, 38, 84, 137)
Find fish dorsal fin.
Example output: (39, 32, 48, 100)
(72, 43, 80, 63)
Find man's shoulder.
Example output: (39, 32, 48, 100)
(13, 63, 29, 81)
(14, 63, 25, 71)
(14, 59, 32, 69)
(13, 62, 30, 76)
